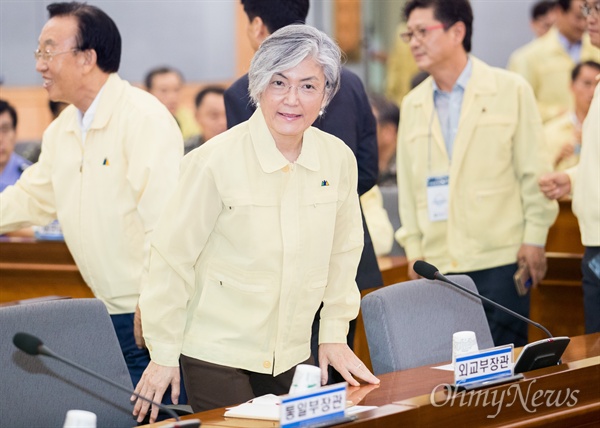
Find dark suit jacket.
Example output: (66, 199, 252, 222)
(224, 68, 383, 290)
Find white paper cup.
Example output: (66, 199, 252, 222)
(62, 409, 97, 428)
(452, 331, 479, 363)
(289, 364, 321, 395)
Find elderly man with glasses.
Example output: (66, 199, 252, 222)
(0, 2, 183, 400)
(396, 0, 558, 348)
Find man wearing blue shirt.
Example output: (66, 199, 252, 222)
(397, 0, 558, 347)
(0, 100, 31, 192)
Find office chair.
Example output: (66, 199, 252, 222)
(361, 275, 494, 375)
(0, 298, 136, 427)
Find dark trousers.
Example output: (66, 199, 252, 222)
(110, 313, 187, 405)
(459, 263, 530, 347)
(582, 247, 600, 334)
(180, 355, 312, 412)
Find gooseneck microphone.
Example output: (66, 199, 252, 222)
(413, 260, 553, 338)
(13, 332, 200, 428)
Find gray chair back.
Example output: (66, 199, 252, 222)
(379, 186, 404, 256)
(0, 299, 135, 428)
(361, 275, 494, 375)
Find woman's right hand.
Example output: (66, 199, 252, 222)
(132, 361, 180, 424)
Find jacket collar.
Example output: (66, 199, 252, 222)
(410, 56, 497, 164)
(248, 108, 320, 174)
(448, 56, 498, 176)
(64, 73, 125, 134)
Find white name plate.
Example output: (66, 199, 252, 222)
(280, 382, 347, 428)
(454, 344, 514, 386)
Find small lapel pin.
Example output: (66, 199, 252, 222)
(102, 158, 110, 166)
(321, 180, 329, 187)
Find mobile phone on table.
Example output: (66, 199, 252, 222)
(513, 264, 532, 296)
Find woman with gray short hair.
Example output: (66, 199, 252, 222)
(133, 24, 379, 422)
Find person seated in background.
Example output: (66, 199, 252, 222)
(184, 85, 227, 155)
(1, 99, 66, 239)
(133, 24, 379, 423)
(0, 100, 34, 238)
(544, 60, 600, 171)
(369, 94, 400, 187)
(360, 94, 401, 256)
(144, 66, 199, 140)
(508, 0, 599, 122)
(0, 99, 31, 193)
(531, 0, 559, 38)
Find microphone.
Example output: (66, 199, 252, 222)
(413, 260, 570, 374)
(413, 260, 552, 337)
(13, 332, 200, 428)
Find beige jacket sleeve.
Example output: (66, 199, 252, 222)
(139, 152, 223, 366)
(512, 78, 559, 245)
(360, 185, 394, 256)
(0, 128, 58, 233)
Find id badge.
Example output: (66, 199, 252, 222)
(427, 175, 449, 222)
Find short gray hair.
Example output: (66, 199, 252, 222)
(249, 24, 342, 108)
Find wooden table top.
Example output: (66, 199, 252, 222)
(143, 333, 600, 428)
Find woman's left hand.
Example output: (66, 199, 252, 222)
(318, 343, 380, 386)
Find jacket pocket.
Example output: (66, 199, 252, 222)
(207, 259, 275, 293)
(307, 266, 329, 289)
(301, 187, 339, 267)
(467, 184, 523, 249)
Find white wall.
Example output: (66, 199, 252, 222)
(0, 0, 236, 86)
(0, 0, 544, 87)
(471, 0, 539, 68)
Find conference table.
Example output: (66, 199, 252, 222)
(143, 333, 600, 427)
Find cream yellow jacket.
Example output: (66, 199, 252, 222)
(175, 106, 200, 140)
(569, 82, 600, 246)
(140, 109, 363, 375)
(508, 27, 600, 122)
(396, 57, 558, 274)
(360, 185, 394, 256)
(0, 74, 183, 313)
(543, 111, 580, 171)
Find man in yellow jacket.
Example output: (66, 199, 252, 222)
(397, 0, 558, 347)
(508, 0, 599, 122)
(0, 2, 183, 393)
(543, 60, 600, 171)
(539, 0, 600, 335)
(144, 66, 200, 141)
